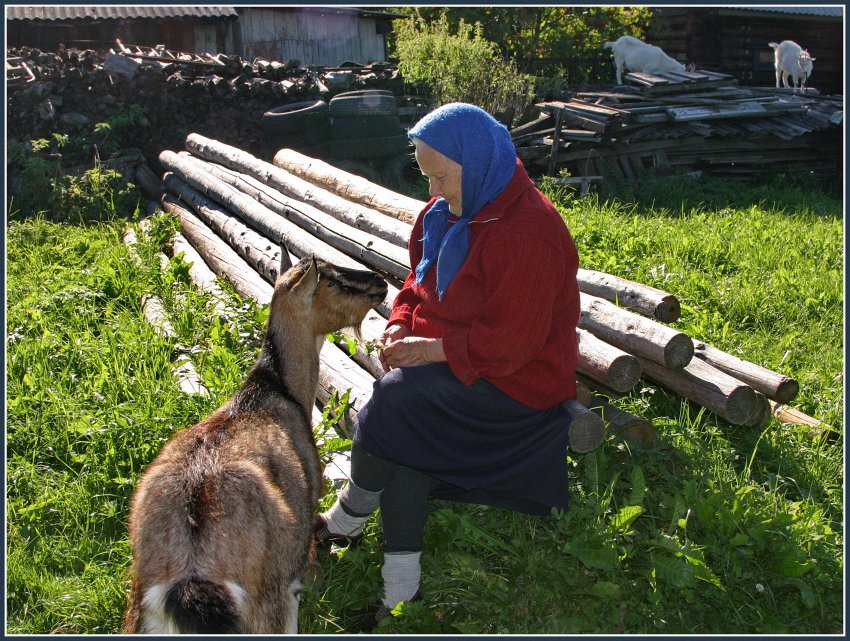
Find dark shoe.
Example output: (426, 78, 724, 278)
(345, 591, 421, 633)
(313, 514, 364, 554)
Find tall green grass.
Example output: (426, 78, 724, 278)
(5, 173, 843, 634)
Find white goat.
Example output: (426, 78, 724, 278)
(768, 40, 815, 94)
(604, 35, 687, 84)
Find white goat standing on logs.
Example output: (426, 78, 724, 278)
(604, 35, 688, 84)
(123, 256, 387, 635)
(769, 40, 815, 94)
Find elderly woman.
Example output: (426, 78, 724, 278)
(314, 102, 581, 629)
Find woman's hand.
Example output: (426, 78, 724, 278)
(379, 323, 411, 348)
(380, 336, 446, 370)
(378, 323, 411, 371)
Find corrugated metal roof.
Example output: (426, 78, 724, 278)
(720, 6, 843, 18)
(5, 6, 238, 21)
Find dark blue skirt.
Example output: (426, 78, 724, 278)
(353, 363, 571, 515)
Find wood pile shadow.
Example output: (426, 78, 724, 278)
(513, 69, 843, 189)
(139, 135, 828, 455)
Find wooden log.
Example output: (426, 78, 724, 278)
(563, 399, 606, 453)
(576, 327, 642, 393)
(124, 224, 209, 398)
(744, 391, 771, 428)
(141, 294, 175, 339)
(577, 373, 626, 400)
(161, 174, 399, 317)
(636, 355, 759, 425)
(577, 268, 681, 322)
(693, 340, 799, 404)
(273, 147, 424, 224)
(165, 175, 289, 285)
(331, 309, 386, 380)
(170, 232, 232, 320)
(580, 292, 694, 369)
(161, 150, 411, 282)
(316, 341, 378, 438)
(161, 194, 274, 302)
(134, 162, 165, 201)
(186, 155, 412, 281)
(590, 396, 659, 447)
(185, 134, 413, 249)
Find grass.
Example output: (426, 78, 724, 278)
(5, 171, 844, 635)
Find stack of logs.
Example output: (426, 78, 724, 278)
(152, 133, 825, 451)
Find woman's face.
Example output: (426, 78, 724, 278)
(414, 141, 463, 215)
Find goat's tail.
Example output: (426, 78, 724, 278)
(160, 578, 244, 634)
(768, 41, 780, 50)
(603, 41, 615, 50)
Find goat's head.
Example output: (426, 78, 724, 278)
(798, 51, 815, 76)
(271, 256, 387, 337)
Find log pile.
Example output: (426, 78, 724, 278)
(5, 44, 403, 172)
(512, 70, 843, 186)
(154, 134, 821, 451)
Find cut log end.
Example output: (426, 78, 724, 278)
(774, 378, 801, 405)
(563, 399, 606, 453)
(607, 354, 643, 393)
(724, 384, 759, 425)
(653, 295, 681, 323)
(663, 333, 695, 369)
(743, 391, 771, 428)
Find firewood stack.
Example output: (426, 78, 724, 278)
(153, 134, 820, 452)
(513, 70, 843, 186)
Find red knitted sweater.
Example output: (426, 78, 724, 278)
(388, 158, 580, 409)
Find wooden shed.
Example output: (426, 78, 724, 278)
(5, 6, 401, 66)
(5, 6, 238, 54)
(647, 6, 843, 95)
(232, 7, 401, 66)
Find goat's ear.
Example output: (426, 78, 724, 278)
(278, 243, 293, 278)
(288, 255, 319, 307)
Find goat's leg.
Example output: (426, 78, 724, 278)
(284, 580, 301, 634)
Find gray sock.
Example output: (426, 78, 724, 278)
(381, 551, 421, 609)
(321, 479, 382, 536)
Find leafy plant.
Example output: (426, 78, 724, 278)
(394, 15, 535, 126)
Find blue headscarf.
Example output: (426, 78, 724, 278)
(408, 103, 517, 299)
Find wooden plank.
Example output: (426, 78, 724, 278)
(629, 153, 645, 175)
(666, 103, 768, 121)
(510, 111, 553, 137)
(547, 107, 564, 177)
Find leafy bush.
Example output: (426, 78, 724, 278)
(7, 103, 147, 220)
(390, 7, 652, 85)
(49, 163, 142, 223)
(394, 16, 535, 126)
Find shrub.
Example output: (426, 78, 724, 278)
(394, 16, 535, 127)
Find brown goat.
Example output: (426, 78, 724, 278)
(123, 257, 387, 634)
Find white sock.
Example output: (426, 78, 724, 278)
(381, 551, 421, 609)
(321, 500, 368, 537)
